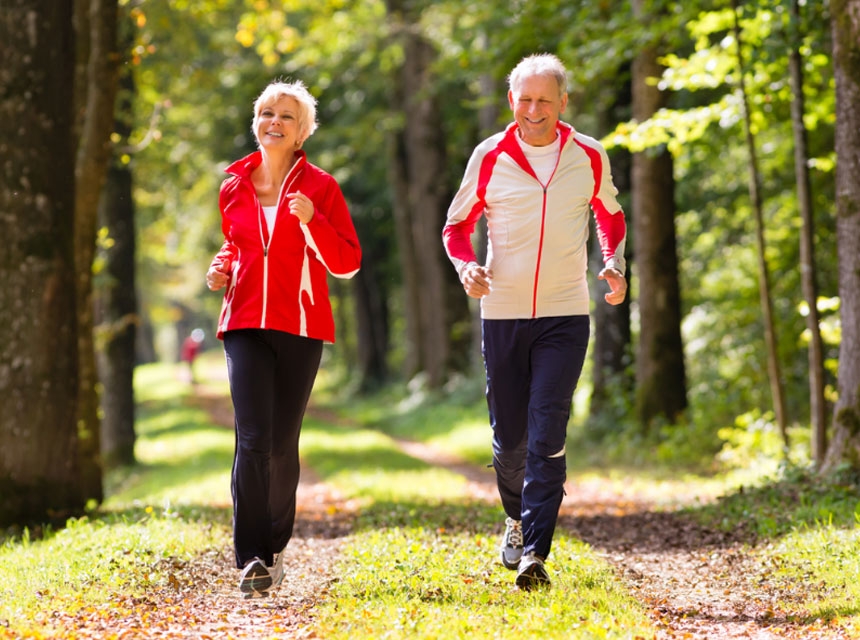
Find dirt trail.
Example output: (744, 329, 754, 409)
(77, 390, 849, 640)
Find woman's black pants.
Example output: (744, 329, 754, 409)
(223, 328, 322, 569)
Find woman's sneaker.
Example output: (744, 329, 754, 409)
(515, 553, 550, 590)
(238, 557, 272, 598)
(270, 547, 286, 590)
(500, 517, 523, 569)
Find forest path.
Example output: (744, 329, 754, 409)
(92, 389, 848, 640)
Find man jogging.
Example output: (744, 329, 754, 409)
(442, 53, 628, 590)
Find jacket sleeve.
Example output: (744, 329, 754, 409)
(211, 181, 237, 273)
(590, 144, 627, 274)
(300, 176, 361, 279)
(442, 146, 490, 277)
(210, 239, 236, 274)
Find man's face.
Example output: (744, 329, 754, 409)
(508, 74, 567, 147)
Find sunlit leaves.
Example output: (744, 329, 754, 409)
(606, 94, 740, 155)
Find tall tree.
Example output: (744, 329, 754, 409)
(96, 40, 137, 468)
(0, 1, 83, 524)
(631, 0, 687, 428)
(385, 0, 454, 388)
(822, 0, 860, 473)
(73, 0, 120, 503)
(787, 0, 827, 466)
(732, 0, 789, 446)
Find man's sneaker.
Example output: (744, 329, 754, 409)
(500, 517, 523, 570)
(515, 553, 550, 591)
(270, 547, 286, 590)
(238, 557, 272, 598)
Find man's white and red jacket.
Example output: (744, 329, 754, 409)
(443, 122, 627, 320)
(210, 150, 361, 343)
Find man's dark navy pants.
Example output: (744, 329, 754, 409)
(482, 315, 590, 560)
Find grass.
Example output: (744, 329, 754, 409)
(316, 527, 648, 639)
(0, 360, 234, 639)
(299, 387, 655, 638)
(684, 465, 860, 631)
(2, 359, 860, 637)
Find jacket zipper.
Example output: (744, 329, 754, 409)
(256, 161, 301, 329)
(530, 145, 563, 318)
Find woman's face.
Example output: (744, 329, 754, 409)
(255, 95, 302, 151)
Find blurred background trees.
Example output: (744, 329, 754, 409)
(2, 0, 858, 526)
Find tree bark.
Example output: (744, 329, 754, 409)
(95, 158, 137, 468)
(73, 0, 119, 503)
(590, 65, 633, 417)
(788, 0, 828, 467)
(385, 0, 453, 389)
(95, 56, 136, 468)
(352, 254, 390, 392)
(631, 0, 687, 429)
(0, 1, 83, 525)
(822, 0, 860, 473)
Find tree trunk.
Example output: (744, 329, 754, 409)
(631, 0, 687, 428)
(0, 1, 83, 525)
(590, 66, 633, 417)
(386, 123, 422, 379)
(96, 159, 137, 468)
(822, 0, 860, 473)
(352, 256, 390, 392)
(95, 69, 137, 468)
(73, 0, 119, 503)
(385, 0, 452, 389)
(788, 0, 828, 467)
(732, 0, 789, 446)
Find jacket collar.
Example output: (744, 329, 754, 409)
(224, 149, 307, 180)
(500, 121, 575, 177)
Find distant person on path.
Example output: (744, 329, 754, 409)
(206, 79, 361, 598)
(442, 53, 628, 590)
(180, 328, 204, 385)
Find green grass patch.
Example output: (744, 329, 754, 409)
(315, 524, 651, 640)
(0, 361, 233, 638)
(764, 521, 860, 630)
(301, 418, 470, 501)
(316, 377, 494, 467)
(689, 467, 860, 539)
(0, 510, 224, 637)
(299, 410, 656, 639)
(688, 466, 860, 631)
(8, 360, 860, 637)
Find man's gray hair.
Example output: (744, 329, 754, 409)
(252, 79, 319, 146)
(507, 53, 568, 97)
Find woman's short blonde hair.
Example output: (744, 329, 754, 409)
(251, 80, 318, 146)
(507, 53, 568, 97)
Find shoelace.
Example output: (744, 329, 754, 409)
(506, 519, 523, 548)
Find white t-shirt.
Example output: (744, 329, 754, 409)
(517, 134, 561, 185)
(262, 205, 277, 233)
